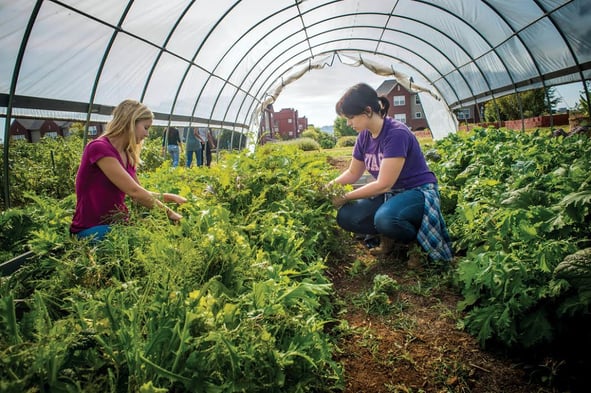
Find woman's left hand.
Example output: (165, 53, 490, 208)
(332, 194, 348, 208)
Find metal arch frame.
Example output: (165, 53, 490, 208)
(52, 0, 255, 128)
(3, 0, 43, 209)
(229, 35, 459, 132)
(162, 0, 248, 135)
(212, 0, 570, 130)
(373, 0, 401, 55)
(212, 13, 472, 128)
(36, 0, 253, 122)
(294, 0, 314, 58)
(139, 0, 196, 148)
(224, 10, 491, 131)
(531, 0, 590, 116)
(411, 0, 583, 123)
(186, 1, 340, 133)
(411, 0, 523, 123)
(191, 3, 470, 135)
(237, 43, 448, 135)
(398, 0, 513, 100)
(218, 25, 464, 134)
(435, 0, 580, 106)
(480, 0, 553, 128)
(217, 23, 467, 128)
(208, 11, 485, 133)
(139, 0, 197, 103)
(83, 0, 135, 146)
(460, 0, 575, 127)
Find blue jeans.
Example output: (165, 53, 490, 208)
(167, 145, 180, 167)
(186, 144, 203, 167)
(74, 225, 111, 243)
(336, 189, 424, 243)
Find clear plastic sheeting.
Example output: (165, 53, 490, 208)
(253, 51, 455, 140)
(1, 0, 590, 140)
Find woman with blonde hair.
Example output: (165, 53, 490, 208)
(70, 99, 186, 241)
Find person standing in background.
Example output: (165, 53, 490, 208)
(185, 127, 205, 167)
(161, 126, 182, 167)
(205, 128, 216, 167)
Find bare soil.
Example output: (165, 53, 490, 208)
(327, 241, 555, 393)
(325, 156, 556, 393)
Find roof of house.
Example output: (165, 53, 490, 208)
(376, 80, 398, 96)
(13, 119, 45, 130)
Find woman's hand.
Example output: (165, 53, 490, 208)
(166, 208, 183, 222)
(332, 194, 349, 208)
(161, 193, 187, 205)
(325, 181, 350, 208)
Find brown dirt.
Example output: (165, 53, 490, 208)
(325, 156, 554, 393)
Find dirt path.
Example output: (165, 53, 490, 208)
(327, 240, 552, 393)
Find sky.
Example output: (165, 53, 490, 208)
(273, 61, 586, 128)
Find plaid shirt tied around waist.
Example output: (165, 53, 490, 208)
(386, 183, 453, 262)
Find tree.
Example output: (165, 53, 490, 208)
(301, 126, 336, 149)
(483, 87, 558, 121)
(333, 117, 356, 137)
(576, 81, 590, 116)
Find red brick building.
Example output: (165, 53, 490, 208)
(454, 104, 484, 123)
(8, 119, 104, 142)
(10, 119, 66, 142)
(376, 80, 429, 131)
(259, 105, 308, 142)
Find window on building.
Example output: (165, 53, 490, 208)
(456, 108, 471, 120)
(393, 96, 405, 106)
(415, 95, 421, 104)
(415, 112, 422, 119)
(12, 134, 26, 141)
(394, 114, 407, 123)
(88, 126, 98, 136)
(287, 118, 292, 123)
(44, 131, 58, 138)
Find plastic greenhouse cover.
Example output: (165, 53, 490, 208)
(1, 0, 590, 142)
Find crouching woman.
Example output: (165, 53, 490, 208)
(327, 83, 452, 263)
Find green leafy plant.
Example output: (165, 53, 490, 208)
(432, 128, 591, 348)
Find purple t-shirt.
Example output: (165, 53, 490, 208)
(70, 137, 136, 233)
(353, 117, 436, 189)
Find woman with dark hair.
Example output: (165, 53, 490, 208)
(162, 126, 182, 167)
(328, 83, 452, 263)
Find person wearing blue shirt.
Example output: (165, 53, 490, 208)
(185, 127, 205, 167)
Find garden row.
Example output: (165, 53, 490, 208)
(1, 128, 590, 391)
(1, 140, 344, 392)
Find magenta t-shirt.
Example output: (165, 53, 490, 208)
(70, 137, 136, 233)
(352, 117, 436, 189)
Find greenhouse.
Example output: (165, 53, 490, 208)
(1, 1, 590, 392)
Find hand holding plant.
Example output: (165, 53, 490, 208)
(325, 182, 351, 208)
